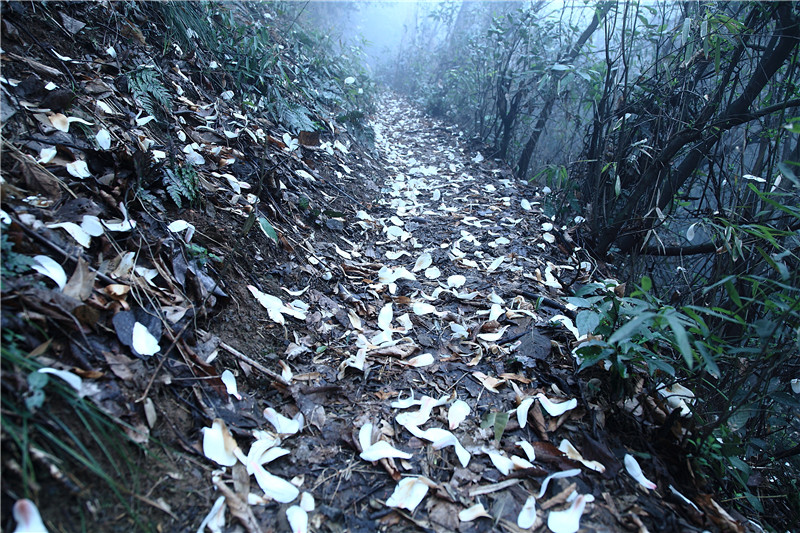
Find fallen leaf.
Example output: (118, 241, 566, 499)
(63, 258, 95, 301)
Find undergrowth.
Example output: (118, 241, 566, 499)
(0, 330, 156, 531)
(572, 169, 800, 527)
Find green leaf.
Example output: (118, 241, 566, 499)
(480, 411, 495, 430)
(664, 313, 693, 369)
(25, 388, 46, 411)
(576, 310, 600, 336)
(493, 411, 509, 442)
(258, 216, 278, 243)
(777, 161, 799, 188)
(744, 492, 764, 513)
(28, 371, 49, 389)
(724, 280, 742, 308)
(640, 275, 652, 292)
(608, 312, 656, 344)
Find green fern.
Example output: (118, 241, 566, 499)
(128, 67, 171, 119)
(134, 187, 165, 212)
(164, 165, 199, 208)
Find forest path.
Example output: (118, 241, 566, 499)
(272, 93, 651, 532)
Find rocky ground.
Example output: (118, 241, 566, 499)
(1, 3, 756, 532)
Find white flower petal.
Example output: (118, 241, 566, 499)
(248, 285, 286, 325)
(558, 439, 605, 473)
(358, 422, 374, 451)
(246, 437, 283, 473)
(377, 303, 393, 331)
(516, 398, 534, 429)
(412, 301, 437, 316)
(12, 498, 48, 533)
(624, 453, 657, 490)
(131, 322, 160, 356)
(286, 505, 308, 533)
(413, 252, 433, 272)
(47, 222, 91, 247)
(516, 440, 536, 462)
(38, 147, 57, 164)
(537, 469, 581, 499)
(360, 440, 413, 461)
(477, 326, 508, 343)
(96, 129, 111, 150)
(459, 503, 490, 522)
(424, 266, 441, 279)
(80, 215, 104, 237)
(300, 491, 315, 512)
(447, 274, 466, 288)
(220, 369, 242, 400)
(517, 495, 537, 529)
(448, 400, 470, 430)
(202, 419, 240, 466)
(536, 394, 577, 417)
(263, 407, 301, 435)
(38, 367, 82, 392)
(547, 494, 588, 533)
(487, 450, 514, 476)
(252, 462, 299, 503)
(403, 353, 434, 368)
(66, 160, 91, 178)
(385, 477, 429, 512)
(49, 113, 70, 131)
(31, 255, 67, 289)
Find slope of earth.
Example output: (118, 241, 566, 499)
(0, 3, 754, 532)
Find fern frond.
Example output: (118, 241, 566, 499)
(163, 165, 199, 208)
(128, 68, 171, 118)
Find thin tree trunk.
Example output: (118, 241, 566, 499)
(596, 4, 800, 255)
(516, 1, 613, 178)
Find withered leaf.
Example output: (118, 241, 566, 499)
(63, 257, 96, 301)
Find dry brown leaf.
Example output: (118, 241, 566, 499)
(63, 258, 96, 301)
(472, 371, 506, 393)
